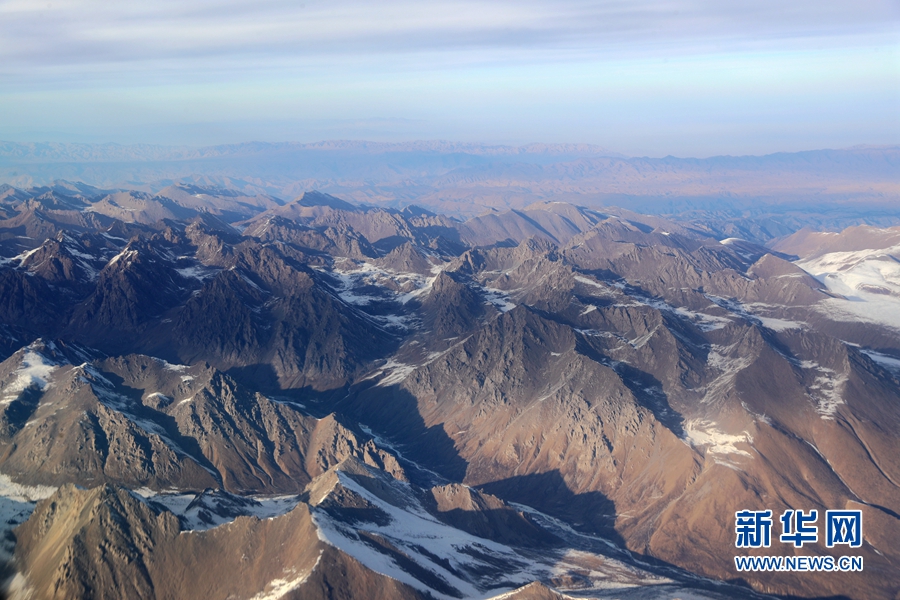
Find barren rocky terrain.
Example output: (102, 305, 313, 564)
(0, 180, 897, 599)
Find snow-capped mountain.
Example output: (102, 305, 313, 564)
(0, 184, 897, 599)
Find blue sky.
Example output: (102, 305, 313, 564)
(0, 0, 898, 156)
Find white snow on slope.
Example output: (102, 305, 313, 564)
(719, 237, 759, 261)
(483, 287, 516, 312)
(574, 275, 610, 290)
(0, 474, 57, 562)
(705, 296, 805, 332)
(248, 551, 322, 600)
(312, 470, 544, 600)
(133, 488, 301, 532)
(153, 357, 189, 371)
(175, 265, 220, 281)
(700, 343, 754, 407)
(11, 246, 41, 263)
(1, 343, 60, 405)
(683, 419, 753, 458)
(374, 360, 418, 387)
(808, 368, 848, 419)
(861, 349, 900, 374)
(0, 474, 56, 503)
(324, 262, 431, 330)
(311, 464, 718, 600)
(739, 303, 806, 331)
(108, 247, 138, 266)
(612, 289, 733, 332)
(797, 245, 900, 330)
(329, 262, 431, 307)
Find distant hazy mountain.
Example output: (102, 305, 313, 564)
(0, 140, 624, 162)
(1, 141, 897, 227)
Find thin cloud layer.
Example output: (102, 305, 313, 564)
(1, 0, 897, 77)
(0, 0, 897, 154)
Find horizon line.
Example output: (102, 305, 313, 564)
(1, 138, 898, 162)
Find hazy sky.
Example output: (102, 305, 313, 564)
(1, 0, 898, 156)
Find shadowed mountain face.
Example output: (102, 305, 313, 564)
(0, 185, 897, 599)
(13, 480, 426, 600)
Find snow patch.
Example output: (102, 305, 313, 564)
(175, 265, 219, 281)
(0, 473, 56, 503)
(797, 245, 900, 330)
(707, 346, 753, 373)
(0, 474, 57, 564)
(623, 290, 732, 332)
(574, 275, 606, 289)
(248, 551, 322, 600)
(375, 360, 417, 387)
(312, 469, 541, 600)
(2, 345, 60, 405)
(808, 371, 847, 419)
(755, 316, 804, 332)
(861, 349, 900, 373)
(236, 270, 266, 293)
(136, 489, 301, 532)
(59, 239, 94, 262)
(741, 401, 772, 426)
(483, 287, 516, 312)
(701, 343, 753, 406)
(12, 246, 41, 263)
(706, 296, 804, 332)
(108, 248, 138, 266)
(580, 304, 597, 316)
(683, 420, 753, 457)
(155, 357, 189, 372)
(331, 262, 431, 307)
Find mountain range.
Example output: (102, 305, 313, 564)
(1, 141, 897, 226)
(0, 180, 897, 599)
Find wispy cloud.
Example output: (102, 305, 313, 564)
(0, 1, 896, 154)
(1, 0, 896, 80)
